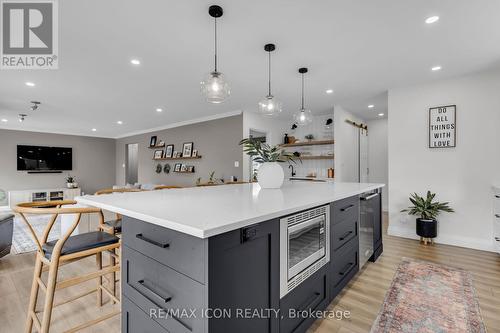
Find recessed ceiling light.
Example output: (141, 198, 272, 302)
(130, 59, 141, 65)
(156, 108, 163, 112)
(425, 16, 439, 24)
(431, 66, 442, 71)
(368, 104, 374, 109)
(117, 120, 123, 125)
(91, 128, 97, 132)
(1, 118, 7, 122)
(326, 89, 334, 94)
(378, 113, 384, 117)
(25, 82, 35, 87)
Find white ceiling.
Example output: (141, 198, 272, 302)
(1, 0, 500, 137)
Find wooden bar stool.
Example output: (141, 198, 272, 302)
(94, 188, 143, 235)
(14, 200, 121, 333)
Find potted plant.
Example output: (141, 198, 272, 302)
(401, 191, 454, 244)
(240, 138, 299, 189)
(66, 175, 77, 189)
(305, 134, 314, 142)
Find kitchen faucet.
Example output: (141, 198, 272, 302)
(288, 164, 296, 177)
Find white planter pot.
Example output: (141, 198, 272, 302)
(258, 162, 284, 189)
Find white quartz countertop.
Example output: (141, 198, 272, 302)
(76, 181, 384, 238)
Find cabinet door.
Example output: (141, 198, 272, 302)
(208, 220, 280, 333)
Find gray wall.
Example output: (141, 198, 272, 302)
(0, 129, 116, 195)
(115, 115, 243, 187)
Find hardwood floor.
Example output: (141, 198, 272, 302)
(310, 215, 500, 333)
(1, 214, 499, 333)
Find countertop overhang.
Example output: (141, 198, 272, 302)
(76, 181, 384, 238)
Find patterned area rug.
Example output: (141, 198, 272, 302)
(370, 258, 486, 333)
(12, 215, 61, 254)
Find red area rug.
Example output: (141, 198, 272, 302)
(370, 258, 486, 333)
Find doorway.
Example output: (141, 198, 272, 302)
(126, 143, 139, 185)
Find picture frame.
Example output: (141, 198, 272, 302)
(174, 163, 182, 172)
(149, 136, 157, 147)
(165, 145, 174, 158)
(192, 149, 198, 158)
(157, 140, 165, 147)
(182, 142, 193, 158)
(181, 164, 187, 172)
(153, 150, 163, 159)
(429, 105, 456, 149)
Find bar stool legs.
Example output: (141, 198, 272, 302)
(40, 257, 60, 333)
(25, 253, 43, 333)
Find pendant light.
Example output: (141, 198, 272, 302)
(201, 5, 230, 103)
(258, 43, 282, 116)
(293, 67, 313, 125)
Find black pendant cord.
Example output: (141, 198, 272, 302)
(268, 51, 272, 96)
(214, 17, 218, 72)
(301, 73, 305, 111)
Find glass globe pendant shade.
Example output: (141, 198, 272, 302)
(293, 108, 313, 126)
(201, 71, 230, 104)
(258, 95, 282, 116)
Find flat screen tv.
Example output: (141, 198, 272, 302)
(17, 145, 73, 171)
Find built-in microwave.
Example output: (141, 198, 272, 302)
(280, 205, 330, 298)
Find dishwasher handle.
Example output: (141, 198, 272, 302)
(360, 193, 379, 201)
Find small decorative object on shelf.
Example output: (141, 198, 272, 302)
(283, 133, 289, 144)
(174, 163, 182, 172)
(155, 164, 162, 173)
(305, 134, 314, 142)
(65, 174, 78, 189)
(157, 140, 165, 147)
(327, 168, 334, 178)
(208, 171, 216, 184)
(182, 142, 193, 157)
(240, 138, 299, 189)
(188, 166, 195, 172)
(165, 144, 174, 158)
(192, 149, 198, 157)
(163, 164, 171, 174)
(180, 164, 187, 172)
(401, 191, 454, 245)
(173, 150, 178, 158)
(196, 177, 202, 185)
(149, 136, 157, 147)
(153, 150, 163, 160)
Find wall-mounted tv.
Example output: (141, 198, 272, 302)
(17, 145, 73, 171)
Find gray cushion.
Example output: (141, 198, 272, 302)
(42, 231, 119, 260)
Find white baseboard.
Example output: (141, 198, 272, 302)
(387, 224, 496, 253)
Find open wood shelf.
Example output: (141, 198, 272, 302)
(299, 155, 334, 160)
(174, 171, 195, 174)
(148, 145, 166, 149)
(153, 156, 202, 161)
(280, 139, 334, 147)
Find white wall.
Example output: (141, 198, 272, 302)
(334, 105, 364, 182)
(368, 118, 388, 211)
(388, 69, 500, 252)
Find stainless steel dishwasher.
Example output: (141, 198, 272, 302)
(359, 191, 380, 267)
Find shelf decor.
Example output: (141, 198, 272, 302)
(279, 139, 334, 148)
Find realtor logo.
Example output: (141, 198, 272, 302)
(1, 0, 58, 69)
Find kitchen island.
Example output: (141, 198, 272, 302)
(77, 181, 384, 333)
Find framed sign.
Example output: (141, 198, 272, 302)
(429, 105, 456, 148)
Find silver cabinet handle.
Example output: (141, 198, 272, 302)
(340, 204, 354, 212)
